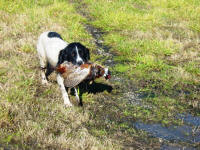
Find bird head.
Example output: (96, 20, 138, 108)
(103, 68, 111, 80)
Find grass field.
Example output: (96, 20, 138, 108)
(78, 0, 200, 122)
(0, 0, 199, 149)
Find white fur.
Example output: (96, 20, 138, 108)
(74, 87, 80, 103)
(37, 31, 68, 68)
(57, 74, 72, 106)
(75, 46, 83, 64)
(36, 31, 72, 106)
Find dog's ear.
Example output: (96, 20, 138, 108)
(85, 48, 90, 62)
(57, 50, 66, 66)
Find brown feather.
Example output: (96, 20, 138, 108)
(56, 62, 109, 88)
(56, 65, 66, 74)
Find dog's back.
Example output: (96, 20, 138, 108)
(37, 31, 68, 68)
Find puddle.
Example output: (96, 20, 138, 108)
(177, 114, 200, 126)
(160, 143, 196, 150)
(135, 122, 200, 143)
(134, 114, 200, 148)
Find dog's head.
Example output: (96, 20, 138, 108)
(57, 42, 90, 66)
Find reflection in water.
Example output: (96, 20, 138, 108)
(160, 144, 196, 150)
(133, 114, 200, 149)
(134, 123, 200, 143)
(177, 114, 200, 126)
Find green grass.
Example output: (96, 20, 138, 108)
(79, 0, 200, 119)
(1, 0, 200, 149)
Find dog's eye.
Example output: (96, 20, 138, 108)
(72, 52, 75, 57)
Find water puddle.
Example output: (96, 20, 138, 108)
(160, 143, 196, 150)
(134, 114, 200, 149)
(135, 122, 200, 143)
(177, 114, 200, 127)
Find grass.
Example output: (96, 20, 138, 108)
(78, 0, 200, 118)
(0, 0, 200, 149)
(0, 0, 120, 149)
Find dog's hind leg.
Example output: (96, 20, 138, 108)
(37, 40, 48, 85)
(45, 63, 54, 80)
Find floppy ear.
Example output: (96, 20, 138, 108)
(85, 48, 90, 62)
(57, 50, 65, 66)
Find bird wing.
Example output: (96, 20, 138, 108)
(57, 62, 91, 88)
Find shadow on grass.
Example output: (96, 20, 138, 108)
(70, 81, 113, 106)
(81, 81, 113, 94)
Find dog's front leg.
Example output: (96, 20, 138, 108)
(57, 74, 72, 107)
(41, 68, 49, 85)
(74, 87, 83, 106)
(74, 87, 80, 103)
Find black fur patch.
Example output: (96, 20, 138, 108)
(57, 42, 90, 66)
(48, 32, 63, 40)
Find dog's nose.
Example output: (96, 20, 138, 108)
(77, 61, 83, 66)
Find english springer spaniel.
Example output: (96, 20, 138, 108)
(36, 31, 90, 106)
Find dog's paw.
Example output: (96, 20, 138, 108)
(64, 103, 73, 107)
(41, 79, 49, 85)
(64, 98, 73, 107)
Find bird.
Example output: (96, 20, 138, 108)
(56, 61, 111, 88)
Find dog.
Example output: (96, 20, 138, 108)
(36, 31, 90, 106)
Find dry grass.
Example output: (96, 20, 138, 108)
(0, 1, 121, 149)
(1, 0, 200, 149)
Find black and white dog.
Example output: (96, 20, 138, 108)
(37, 31, 90, 106)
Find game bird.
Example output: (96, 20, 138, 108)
(56, 62, 111, 88)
